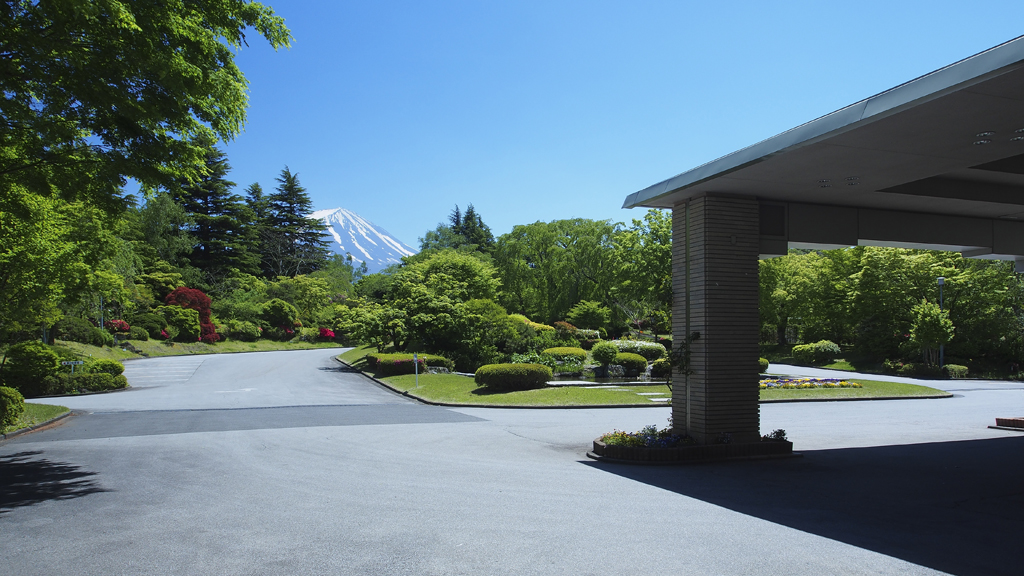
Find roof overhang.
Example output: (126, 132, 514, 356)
(623, 35, 1024, 224)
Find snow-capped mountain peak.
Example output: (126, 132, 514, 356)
(311, 207, 417, 274)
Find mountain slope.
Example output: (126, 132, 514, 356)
(310, 207, 417, 274)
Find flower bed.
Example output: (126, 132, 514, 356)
(759, 377, 862, 390)
(590, 425, 793, 463)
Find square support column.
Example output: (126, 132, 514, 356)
(672, 194, 761, 444)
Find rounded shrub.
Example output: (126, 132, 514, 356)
(128, 326, 149, 341)
(651, 358, 672, 378)
(230, 321, 261, 342)
(610, 339, 667, 361)
(591, 341, 619, 365)
(156, 305, 200, 342)
(613, 352, 648, 374)
(541, 347, 587, 362)
(790, 340, 841, 365)
(943, 364, 969, 379)
(474, 363, 552, 391)
(1, 341, 60, 397)
(261, 298, 299, 330)
(1, 386, 26, 430)
(86, 359, 125, 376)
(759, 357, 770, 373)
(134, 313, 166, 339)
(54, 317, 106, 346)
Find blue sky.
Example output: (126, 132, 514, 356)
(222, 1, 1024, 248)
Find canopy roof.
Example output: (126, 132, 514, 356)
(623, 36, 1024, 221)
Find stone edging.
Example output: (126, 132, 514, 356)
(0, 409, 73, 441)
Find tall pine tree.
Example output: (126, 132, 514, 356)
(260, 167, 329, 277)
(170, 145, 259, 281)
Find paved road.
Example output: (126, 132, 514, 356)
(768, 362, 1024, 391)
(2, 349, 1023, 575)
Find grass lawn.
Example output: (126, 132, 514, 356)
(54, 338, 345, 361)
(340, 345, 948, 406)
(3, 402, 70, 434)
(760, 379, 950, 401)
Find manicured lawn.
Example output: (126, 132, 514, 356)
(760, 379, 950, 401)
(340, 345, 950, 406)
(55, 338, 344, 361)
(3, 403, 70, 434)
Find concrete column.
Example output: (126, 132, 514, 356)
(672, 194, 761, 444)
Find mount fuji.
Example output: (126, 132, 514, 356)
(310, 207, 418, 274)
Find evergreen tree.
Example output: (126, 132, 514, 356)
(419, 203, 495, 254)
(260, 167, 329, 277)
(170, 145, 259, 280)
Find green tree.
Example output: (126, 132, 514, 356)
(610, 210, 671, 334)
(0, 0, 292, 210)
(419, 203, 496, 255)
(170, 144, 259, 280)
(909, 299, 954, 366)
(565, 300, 611, 330)
(260, 167, 329, 277)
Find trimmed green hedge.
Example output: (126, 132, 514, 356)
(591, 341, 619, 365)
(128, 326, 149, 341)
(791, 340, 841, 365)
(40, 373, 129, 395)
(0, 386, 25, 429)
(651, 358, 672, 378)
(366, 353, 455, 375)
(943, 364, 969, 379)
(475, 363, 552, 391)
(610, 339, 667, 361)
(541, 347, 587, 361)
(759, 358, 770, 373)
(86, 359, 124, 376)
(613, 352, 647, 374)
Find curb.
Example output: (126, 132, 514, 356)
(988, 425, 1024, 433)
(585, 450, 804, 465)
(1, 409, 73, 441)
(759, 393, 953, 403)
(333, 357, 667, 410)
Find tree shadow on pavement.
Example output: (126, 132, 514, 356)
(584, 436, 1024, 576)
(0, 451, 108, 514)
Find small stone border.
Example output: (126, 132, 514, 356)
(0, 409, 73, 441)
(588, 438, 797, 465)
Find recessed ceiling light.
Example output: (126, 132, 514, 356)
(977, 131, 996, 137)
(974, 140, 992, 145)
(819, 184, 832, 188)
(1012, 136, 1024, 142)
(845, 176, 860, 181)
(847, 182, 859, 186)
(817, 179, 830, 183)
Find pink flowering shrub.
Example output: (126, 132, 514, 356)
(105, 319, 131, 333)
(318, 327, 335, 340)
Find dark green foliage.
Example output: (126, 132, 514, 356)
(897, 363, 942, 377)
(0, 341, 60, 397)
(366, 353, 454, 372)
(791, 340, 841, 365)
(370, 355, 425, 376)
(651, 358, 672, 378)
(474, 363, 552, 391)
(541, 347, 587, 361)
(419, 203, 496, 255)
(565, 300, 611, 330)
(86, 359, 125, 376)
(42, 373, 129, 395)
(591, 342, 619, 365)
(943, 364, 969, 379)
(156, 305, 200, 342)
(134, 313, 167, 339)
(55, 317, 107, 346)
(261, 298, 299, 330)
(258, 167, 329, 277)
(759, 358, 770, 373)
(613, 352, 647, 374)
(129, 326, 149, 341)
(0, 386, 25, 429)
(229, 321, 262, 342)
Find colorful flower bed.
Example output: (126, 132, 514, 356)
(759, 377, 862, 390)
(599, 425, 696, 448)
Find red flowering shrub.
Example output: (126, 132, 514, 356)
(160, 329, 169, 340)
(318, 327, 335, 340)
(104, 319, 130, 333)
(165, 287, 218, 345)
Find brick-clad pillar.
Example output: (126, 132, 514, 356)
(672, 194, 761, 444)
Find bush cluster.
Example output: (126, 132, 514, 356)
(229, 321, 261, 342)
(41, 373, 130, 395)
(790, 340, 841, 365)
(541, 347, 587, 361)
(613, 352, 648, 374)
(758, 358, 769, 373)
(0, 386, 25, 430)
(366, 352, 455, 374)
(591, 342, 619, 365)
(943, 364, 969, 379)
(128, 326, 149, 341)
(86, 359, 125, 376)
(133, 313, 166, 339)
(0, 341, 60, 397)
(650, 358, 672, 378)
(474, 363, 552, 391)
(54, 317, 108, 347)
(610, 339, 666, 361)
